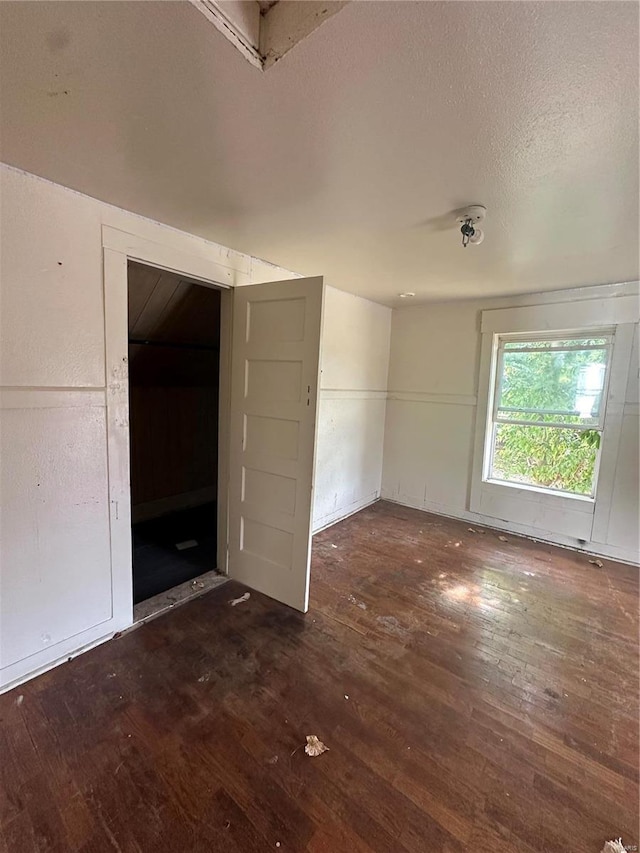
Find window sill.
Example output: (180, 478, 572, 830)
(483, 477, 595, 503)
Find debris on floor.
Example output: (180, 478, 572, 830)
(16, 694, 24, 707)
(601, 841, 627, 853)
(191, 580, 205, 590)
(175, 539, 199, 551)
(589, 559, 604, 568)
(330, 544, 338, 549)
(305, 735, 329, 757)
(229, 592, 250, 607)
(498, 535, 509, 542)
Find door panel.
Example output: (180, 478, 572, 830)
(228, 277, 324, 612)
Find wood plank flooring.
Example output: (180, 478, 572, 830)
(1, 501, 638, 852)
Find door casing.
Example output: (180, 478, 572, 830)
(103, 225, 234, 633)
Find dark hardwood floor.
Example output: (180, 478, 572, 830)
(1, 501, 638, 852)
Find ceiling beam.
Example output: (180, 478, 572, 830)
(189, 0, 349, 71)
(189, 0, 263, 70)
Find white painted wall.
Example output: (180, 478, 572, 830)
(0, 165, 388, 691)
(313, 287, 391, 531)
(382, 284, 640, 565)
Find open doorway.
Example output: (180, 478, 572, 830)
(127, 260, 221, 604)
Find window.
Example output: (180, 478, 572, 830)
(484, 332, 613, 498)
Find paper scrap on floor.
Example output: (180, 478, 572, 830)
(175, 539, 198, 551)
(602, 841, 627, 853)
(305, 735, 329, 757)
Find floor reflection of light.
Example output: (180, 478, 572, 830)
(440, 582, 509, 612)
(438, 564, 529, 618)
(445, 584, 470, 601)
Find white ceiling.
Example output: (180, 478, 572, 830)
(0, 1, 637, 305)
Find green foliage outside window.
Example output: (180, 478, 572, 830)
(491, 339, 608, 496)
(492, 424, 599, 495)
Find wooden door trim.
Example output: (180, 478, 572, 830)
(102, 225, 232, 632)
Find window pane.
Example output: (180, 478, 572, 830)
(490, 423, 598, 496)
(497, 341, 608, 425)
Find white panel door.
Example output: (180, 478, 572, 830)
(228, 277, 324, 612)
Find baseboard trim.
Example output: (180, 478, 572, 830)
(313, 494, 381, 534)
(0, 622, 122, 696)
(380, 494, 639, 568)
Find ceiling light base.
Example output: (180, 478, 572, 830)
(456, 205, 487, 225)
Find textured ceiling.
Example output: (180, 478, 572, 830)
(0, 1, 637, 305)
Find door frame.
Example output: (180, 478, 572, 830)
(102, 225, 235, 632)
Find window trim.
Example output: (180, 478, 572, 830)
(481, 329, 614, 501)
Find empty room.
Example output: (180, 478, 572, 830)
(0, 2, 638, 852)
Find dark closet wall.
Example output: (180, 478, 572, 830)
(127, 262, 220, 522)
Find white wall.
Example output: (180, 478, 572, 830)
(382, 284, 640, 564)
(0, 165, 388, 691)
(313, 287, 391, 531)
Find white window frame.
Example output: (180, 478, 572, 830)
(470, 295, 638, 543)
(483, 329, 614, 501)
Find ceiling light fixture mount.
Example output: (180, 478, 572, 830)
(456, 205, 486, 248)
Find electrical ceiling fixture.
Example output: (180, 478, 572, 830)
(398, 291, 416, 298)
(456, 205, 486, 248)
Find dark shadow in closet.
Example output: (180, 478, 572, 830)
(127, 261, 220, 604)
